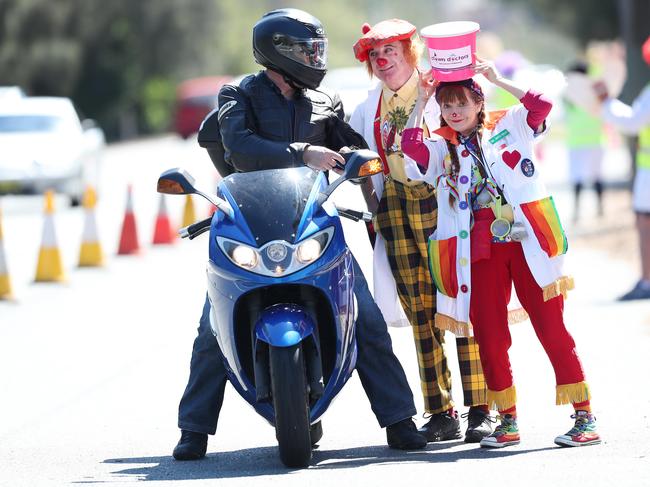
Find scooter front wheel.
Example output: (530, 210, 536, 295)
(269, 343, 312, 468)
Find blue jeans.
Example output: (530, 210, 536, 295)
(178, 256, 416, 434)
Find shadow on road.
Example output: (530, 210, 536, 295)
(89, 443, 558, 482)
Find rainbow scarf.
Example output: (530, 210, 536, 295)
(427, 236, 459, 297)
(520, 196, 568, 258)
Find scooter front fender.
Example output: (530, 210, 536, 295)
(254, 304, 315, 347)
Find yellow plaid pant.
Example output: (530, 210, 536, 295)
(375, 178, 487, 414)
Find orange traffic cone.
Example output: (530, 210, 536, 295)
(182, 194, 196, 228)
(117, 185, 140, 255)
(152, 194, 176, 244)
(35, 190, 66, 282)
(78, 186, 104, 267)
(0, 203, 13, 299)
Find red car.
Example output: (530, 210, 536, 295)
(174, 76, 232, 139)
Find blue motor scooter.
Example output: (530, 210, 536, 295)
(157, 150, 383, 468)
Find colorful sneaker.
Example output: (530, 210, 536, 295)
(479, 414, 520, 448)
(554, 411, 601, 447)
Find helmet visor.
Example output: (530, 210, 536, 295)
(273, 36, 328, 69)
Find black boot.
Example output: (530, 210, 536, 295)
(386, 418, 428, 450)
(462, 407, 494, 443)
(418, 411, 462, 442)
(173, 430, 208, 460)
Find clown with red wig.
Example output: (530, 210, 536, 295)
(349, 19, 493, 444)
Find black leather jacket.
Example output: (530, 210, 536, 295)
(216, 71, 367, 172)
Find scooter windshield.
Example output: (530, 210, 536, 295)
(221, 167, 320, 244)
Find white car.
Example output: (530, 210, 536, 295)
(0, 96, 105, 206)
(0, 86, 25, 100)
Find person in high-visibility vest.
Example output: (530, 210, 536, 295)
(596, 35, 650, 301)
(564, 61, 607, 222)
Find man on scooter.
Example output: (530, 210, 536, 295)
(173, 8, 427, 460)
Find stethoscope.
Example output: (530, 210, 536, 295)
(459, 132, 512, 238)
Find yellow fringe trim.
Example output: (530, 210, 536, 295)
(507, 307, 529, 324)
(435, 308, 528, 335)
(487, 385, 517, 411)
(435, 313, 472, 337)
(556, 381, 591, 406)
(542, 276, 575, 302)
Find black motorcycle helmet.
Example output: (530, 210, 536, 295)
(253, 8, 328, 90)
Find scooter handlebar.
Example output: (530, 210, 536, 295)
(335, 206, 373, 223)
(179, 216, 212, 239)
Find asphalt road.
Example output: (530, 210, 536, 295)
(1, 136, 649, 486)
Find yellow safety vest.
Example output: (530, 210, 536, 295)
(638, 125, 650, 170)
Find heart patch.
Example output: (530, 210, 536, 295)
(502, 150, 521, 169)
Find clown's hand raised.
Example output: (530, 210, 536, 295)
(473, 55, 500, 84)
(418, 69, 438, 102)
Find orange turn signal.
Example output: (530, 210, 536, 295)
(358, 158, 383, 177)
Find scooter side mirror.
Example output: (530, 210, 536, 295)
(157, 167, 235, 220)
(317, 149, 384, 205)
(157, 168, 197, 195)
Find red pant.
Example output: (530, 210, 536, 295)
(469, 241, 585, 393)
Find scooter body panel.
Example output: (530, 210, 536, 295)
(204, 167, 358, 424)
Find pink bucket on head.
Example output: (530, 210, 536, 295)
(421, 21, 480, 81)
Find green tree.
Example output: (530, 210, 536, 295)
(0, 1, 82, 95)
(0, 0, 218, 138)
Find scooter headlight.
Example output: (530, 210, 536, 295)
(218, 238, 262, 271)
(296, 237, 322, 264)
(231, 245, 258, 269)
(216, 226, 334, 277)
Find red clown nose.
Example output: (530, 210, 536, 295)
(376, 58, 388, 67)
